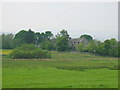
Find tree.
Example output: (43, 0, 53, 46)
(56, 29, 70, 39)
(44, 31, 53, 39)
(35, 32, 42, 45)
(34, 31, 54, 46)
(80, 34, 93, 41)
(103, 38, 118, 56)
(40, 40, 55, 51)
(14, 30, 28, 47)
(55, 30, 70, 51)
(25, 29, 35, 44)
(60, 29, 69, 38)
(118, 42, 120, 57)
(14, 30, 27, 42)
(56, 36, 69, 51)
(0, 35, 2, 48)
(14, 29, 35, 47)
(1, 33, 14, 49)
(95, 38, 118, 57)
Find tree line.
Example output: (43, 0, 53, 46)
(77, 38, 119, 57)
(0, 29, 119, 57)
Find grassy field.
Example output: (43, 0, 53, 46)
(2, 50, 118, 88)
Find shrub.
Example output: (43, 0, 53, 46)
(10, 44, 51, 59)
(76, 43, 84, 52)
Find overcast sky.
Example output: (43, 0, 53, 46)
(1, 2, 118, 41)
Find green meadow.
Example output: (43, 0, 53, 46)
(2, 51, 118, 88)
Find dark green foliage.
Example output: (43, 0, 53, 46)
(44, 31, 53, 39)
(118, 42, 120, 57)
(14, 30, 28, 45)
(60, 29, 69, 38)
(13, 29, 54, 47)
(95, 38, 118, 57)
(40, 40, 55, 51)
(10, 44, 51, 59)
(103, 38, 118, 56)
(55, 30, 71, 51)
(1, 29, 118, 57)
(80, 34, 93, 41)
(77, 39, 118, 57)
(56, 36, 69, 51)
(0, 35, 1, 48)
(35, 31, 53, 43)
(84, 39, 118, 57)
(35, 32, 42, 44)
(25, 29, 35, 44)
(1, 34, 14, 49)
(14, 29, 35, 47)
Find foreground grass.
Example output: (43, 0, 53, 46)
(2, 51, 118, 88)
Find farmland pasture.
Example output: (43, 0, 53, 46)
(2, 50, 118, 88)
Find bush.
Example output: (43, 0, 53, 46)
(10, 44, 51, 59)
(76, 43, 84, 52)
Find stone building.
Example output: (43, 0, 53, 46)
(68, 38, 89, 48)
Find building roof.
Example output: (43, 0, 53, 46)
(69, 38, 83, 43)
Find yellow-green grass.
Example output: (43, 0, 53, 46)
(2, 50, 118, 88)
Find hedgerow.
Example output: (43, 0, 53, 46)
(10, 44, 51, 59)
